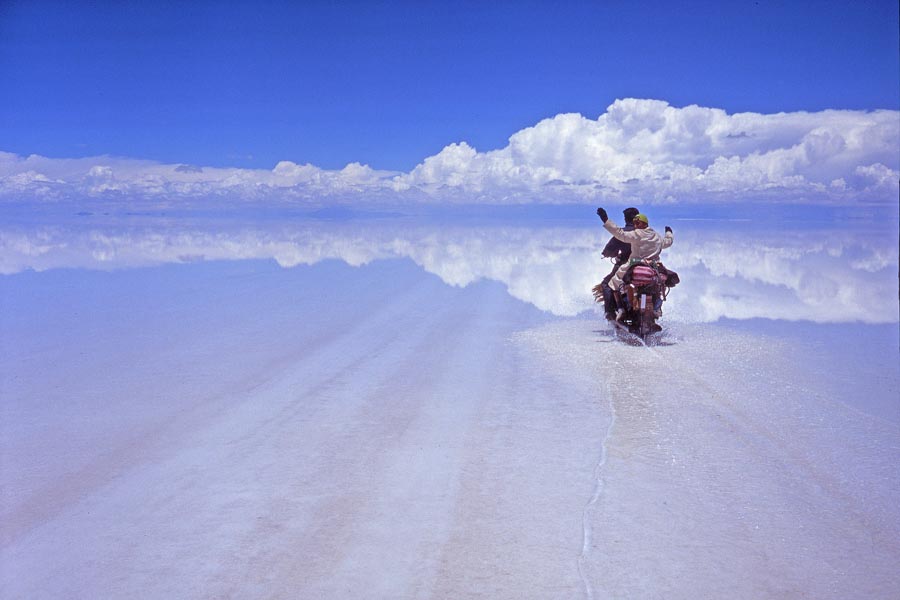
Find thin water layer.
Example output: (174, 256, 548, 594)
(516, 319, 899, 598)
(2, 213, 898, 598)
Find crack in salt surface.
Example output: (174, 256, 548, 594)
(577, 324, 657, 598)
(578, 376, 617, 600)
(514, 319, 653, 599)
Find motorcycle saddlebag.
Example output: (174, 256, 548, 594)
(657, 262, 680, 287)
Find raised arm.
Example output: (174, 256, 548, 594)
(662, 226, 674, 249)
(603, 219, 641, 242)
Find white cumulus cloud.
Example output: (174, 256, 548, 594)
(1, 99, 897, 206)
(398, 99, 898, 204)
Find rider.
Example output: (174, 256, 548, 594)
(599, 207, 639, 319)
(596, 207, 673, 319)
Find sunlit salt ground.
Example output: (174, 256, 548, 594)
(1, 210, 898, 598)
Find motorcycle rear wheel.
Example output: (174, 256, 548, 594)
(636, 312, 649, 339)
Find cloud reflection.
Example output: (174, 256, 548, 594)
(1, 217, 896, 324)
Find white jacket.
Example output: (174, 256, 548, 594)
(603, 220, 673, 261)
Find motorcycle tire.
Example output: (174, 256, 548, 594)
(638, 311, 652, 340)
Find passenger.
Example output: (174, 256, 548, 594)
(596, 207, 673, 319)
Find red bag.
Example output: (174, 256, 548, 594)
(629, 265, 659, 286)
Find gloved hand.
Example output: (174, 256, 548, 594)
(596, 207, 608, 222)
(665, 226, 672, 234)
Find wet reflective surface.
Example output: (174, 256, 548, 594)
(2, 209, 897, 322)
(2, 208, 899, 598)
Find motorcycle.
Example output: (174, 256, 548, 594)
(592, 261, 678, 341)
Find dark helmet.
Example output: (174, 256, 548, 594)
(623, 207, 639, 222)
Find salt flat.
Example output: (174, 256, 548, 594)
(2, 216, 898, 599)
(2, 259, 605, 598)
(519, 319, 899, 598)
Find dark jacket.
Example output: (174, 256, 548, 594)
(601, 224, 634, 264)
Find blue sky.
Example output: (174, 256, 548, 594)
(1, 0, 897, 172)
